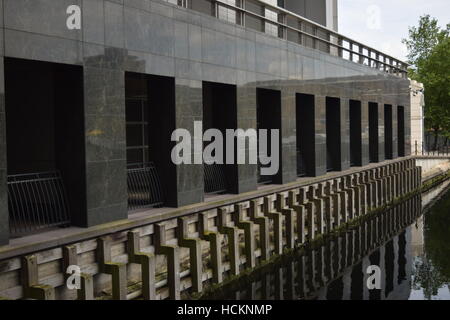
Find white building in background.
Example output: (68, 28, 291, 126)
(410, 80, 425, 154)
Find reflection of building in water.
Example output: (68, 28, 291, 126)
(204, 196, 421, 300)
(410, 215, 424, 257)
(324, 229, 413, 300)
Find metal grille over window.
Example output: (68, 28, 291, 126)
(7, 171, 70, 237)
(127, 162, 164, 210)
(204, 161, 228, 194)
(297, 149, 306, 177)
(126, 73, 165, 210)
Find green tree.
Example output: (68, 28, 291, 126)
(421, 38, 450, 149)
(403, 16, 450, 150)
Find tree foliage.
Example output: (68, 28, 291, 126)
(402, 15, 450, 149)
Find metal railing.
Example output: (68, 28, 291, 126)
(165, 0, 408, 78)
(127, 162, 164, 210)
(7, 171, 71, 237)
(297, 150, 306, 177)
(415, 141, 450, 157)
(204, 163, 228, 194)
(258, 162, 273, 184)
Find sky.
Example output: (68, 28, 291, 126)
(338, 0, 450, 62)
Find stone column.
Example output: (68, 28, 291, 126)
(340, 99, 351, 171)
(362, 256, 371, 300)
(315, 96, 328, 176)
(82, 66, 128, 227)
(236, 85, 257, 193)
(403, 94, 412, 157)
(174, 78, 204, 206)
(361, 100, 370, 166)
(0, 14, 7, 244)
(279, 87, 298, 184)
(392, 105, 398, 158)
(378, 101, 386, 161)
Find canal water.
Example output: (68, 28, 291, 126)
(203, 184, 450, 300)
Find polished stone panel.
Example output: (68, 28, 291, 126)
(0, 56, 7, 245)
(398, 106, 406, 157)
(361, 100, 370, 166)
(4, 0, 83, 41)
(0, 17, 7, 243)
(341, 98, 351, 171)
(175, 78, 204, 206)
(392, 106, 398, 159)
(280, 87, 298, 184)
(315, 96, 328, 176)
(378, 101, 386, 162)
(82, 0, 105, 45)
(236, 84, 258, 193)
(83, 66, 128, 227)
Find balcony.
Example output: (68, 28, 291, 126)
(164, 0, 408, 78)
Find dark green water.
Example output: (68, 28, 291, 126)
(409, 186, 450, 300)
(204, 186, 450, 300)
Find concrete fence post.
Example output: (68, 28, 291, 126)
(199, 212, 223, 284)
(177, 217, 203, 293)
(154, 224, 180, 300)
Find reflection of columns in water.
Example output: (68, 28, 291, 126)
(362, 256, 371, 300)
(307, 250, 317, 292)
(342, 268, 352, 300)
(297, 255, 307, 298)
(317, 283, 328, 300)
(317, 246, 326, 286)
(379, 245, 386, 299)
(347, 231, 354, 267)
(354, 227, 361, 262)
(262, 273, 272, 300)
(325, 276, 343, 300)
(247, 281, 257, 300)
(286, 261, 296, 300)
(393, 235, 400, 295)
(325, 241, 333, 281)
(369, 249, 382, 300)
(274, 268, 284, 300)
(350, 262, 364, 300)
(384, 239, 395, 298)
(404, 227, 413, 299)
(258, 196, 421, 301)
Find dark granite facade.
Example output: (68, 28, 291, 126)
(0, 0, 411, 244)
(0, 0, 7, 244)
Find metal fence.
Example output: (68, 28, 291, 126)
(165, 0, 408, 78)
(297, 149, 306, 177)
(7, 171, 71, 237)
(127, 162, 165, 210)
(258, 162, 273, 184)
(204, 163, 228, 194)
(424, 133, 450, 152)
(414, 141, 450, 157)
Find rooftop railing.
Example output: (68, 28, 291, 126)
(165, 0, 408, 78)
